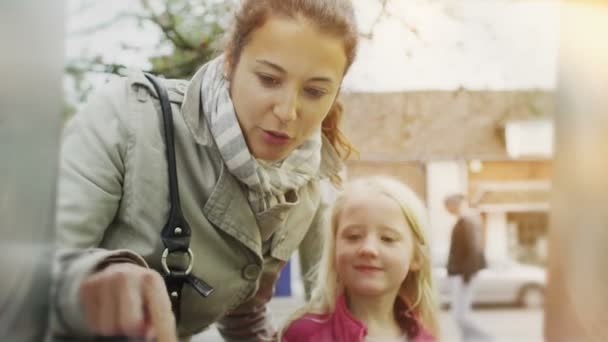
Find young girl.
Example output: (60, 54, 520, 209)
(282, 176, 439, 341)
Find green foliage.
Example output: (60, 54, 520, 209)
(141, 0, 235, 78)
(64, 0, 236, 115)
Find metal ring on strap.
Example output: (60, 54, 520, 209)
(161, 248, 194, 276)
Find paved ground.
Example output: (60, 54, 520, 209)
(193, 297, 544, 341)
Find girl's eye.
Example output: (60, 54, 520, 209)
(381, 236, 396, 243)
(257, 74, 280, 87)
(345, 234, 361, 241)
(304, 87, 326, 99)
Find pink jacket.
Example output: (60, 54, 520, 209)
(282, 295, 435, 342)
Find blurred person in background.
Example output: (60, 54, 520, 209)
(444, 194, 492, 342)
(48, 0, 359, 341)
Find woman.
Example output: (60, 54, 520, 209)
(50, 0, 359, 341)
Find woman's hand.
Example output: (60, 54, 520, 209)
(79, 262, 178, 342)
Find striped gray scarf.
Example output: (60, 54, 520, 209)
(200, 56, 322, 213)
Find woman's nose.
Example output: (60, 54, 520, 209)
(272, 88, 298, 123)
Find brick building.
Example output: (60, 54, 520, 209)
(340, 89, 554, 265)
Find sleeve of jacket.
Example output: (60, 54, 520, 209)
(459, 217, 484, 276)
(49, 78, 148, 337)
(447, 219, 467, 274)
(215, 257, 284, 341)
(447, 218, 478, 277)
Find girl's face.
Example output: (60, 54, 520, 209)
(335, 187, 418, 298)
(227, 15, 347, 161)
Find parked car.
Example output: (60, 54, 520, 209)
(432, 258, 546, 308)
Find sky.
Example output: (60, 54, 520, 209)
(66, 0, 559, 92)
(346, 0, 559, 91)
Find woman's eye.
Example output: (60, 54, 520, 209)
(257, 74, 280, 87)
(304, 87, 326, 99)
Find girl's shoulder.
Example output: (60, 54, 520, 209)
(281, 313, 332, 342)
(413, 327, 437, 342)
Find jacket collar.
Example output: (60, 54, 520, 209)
(180, 64, 211, 146)
(180, 63, 344, 180)
(332, 294, 434, 342)
(332, 294, 367, 340)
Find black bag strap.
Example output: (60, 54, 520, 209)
(143, 73, 214, 323)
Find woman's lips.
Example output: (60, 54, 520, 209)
(261, 129, 291, 145)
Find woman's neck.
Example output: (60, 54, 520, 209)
(346, 293, 402, 339)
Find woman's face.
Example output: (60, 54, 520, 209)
(227, 15, 347, 161)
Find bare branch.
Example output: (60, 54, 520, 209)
(359, 0, 425, 41)
(140, 0, 197, 51)
(68, 12, 143, 36)
(389, 15, 421, 40)
(69, 0, 99, 16)
(165, 8, 197, 50)
(65, 60, 129, 76)
(359, 0, 390, 40)
(151, 56, 205, 78)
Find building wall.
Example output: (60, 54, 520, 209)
(468, 160, 552, 263)
(485, 212, 510, 261)
(468, 159, 552, 204)
(344, 160, 427, 200)
(425, 161, 468, 263)
(468, 160, 552, 184)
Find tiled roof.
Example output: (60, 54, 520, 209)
(340, 90, 555, 161)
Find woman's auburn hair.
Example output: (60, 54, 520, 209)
(224, 0, 359, 179)
(281, 176, 441, 339)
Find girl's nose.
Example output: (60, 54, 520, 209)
(358, 236, 379, 258)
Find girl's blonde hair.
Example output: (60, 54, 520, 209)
(284, 176, 440, 338)
(224, 0, 359, 179)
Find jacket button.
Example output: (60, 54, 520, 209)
(242, 264, 261, 281)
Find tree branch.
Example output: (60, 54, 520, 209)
(68, 12, 143, 36)
(69, 0, 99, 16)
(150, 53, 210, 78)
(165, 8, 196, 49)
(140, 0, 197, 51)
(359, 0, 390, 40)
(65, 60, 129, 76)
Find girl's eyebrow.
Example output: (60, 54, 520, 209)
(255, 59, 334, 84)
(340, 223, 363, 231)
(340, 223, 404, 237)
(379, 225, 405, 236)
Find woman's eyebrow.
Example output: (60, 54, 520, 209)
(256, 59, 286, 73)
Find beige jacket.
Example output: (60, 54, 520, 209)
(50, 66, 342, 341)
